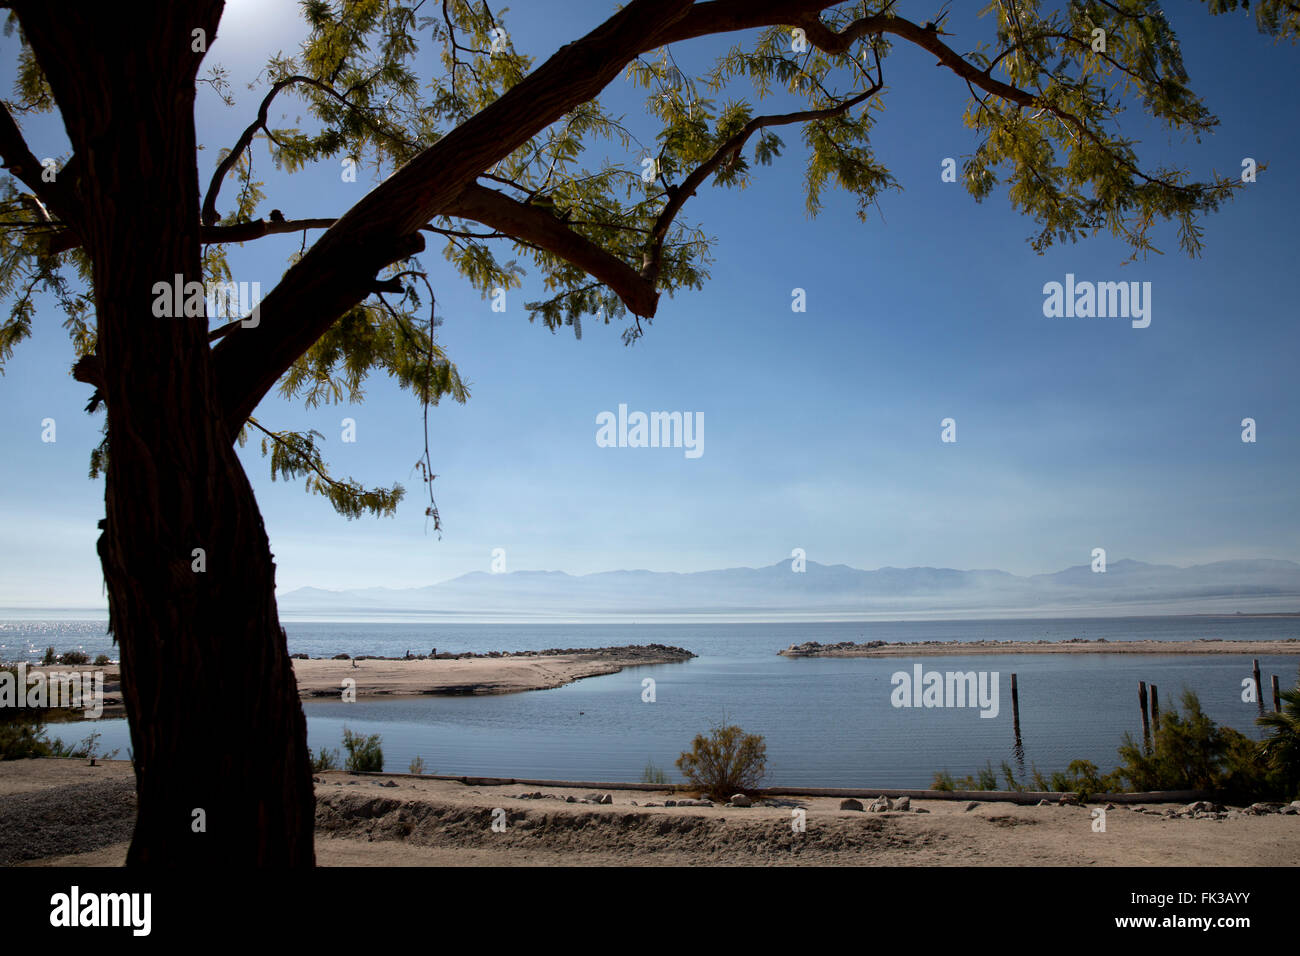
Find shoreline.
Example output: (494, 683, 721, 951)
(292, 643, 695, 699)
(7, 760, 1299, 867)
(779, 638, 1300, 657)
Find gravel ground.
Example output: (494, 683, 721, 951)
(0, 777, 136, 864)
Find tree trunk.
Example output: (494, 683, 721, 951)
(18, 1, 316, 865)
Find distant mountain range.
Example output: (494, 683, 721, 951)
(276, 558, 1300, 619)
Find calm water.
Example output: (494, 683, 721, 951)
(6, 616, 1298, 788)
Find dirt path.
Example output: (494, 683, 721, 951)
(7, 762, 1298, 867)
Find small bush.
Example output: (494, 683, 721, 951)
(1114, 690, 1256, 795)
(931, 762, 1000, 792)
(93, 655, 110, 666)
(408, 756, 427, 774)
(59, 651, 90, 666)
(42, 647, 55, 666)
(676, 723, 766, 800)
(342, 727, 383, 772)
(1257, 667, 1300, 800)
(641, 759, 669, 785)
(933, 760, 1112, 799)
(311, 746, 340, 772)
(0, 717, 58, 759)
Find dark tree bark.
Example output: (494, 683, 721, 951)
(16, 1, 316, 865)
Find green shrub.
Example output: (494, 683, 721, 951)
(0, 717, 115, 761)
(342, 727, 383, 772)
(0, 717, 58, 759)
(1112, 690, 1283, 800)
(59, 651, 90, 666)
(932, 761, 1025, 792)
(311, 746, 340, 771)
(1045, 760, 1116, 800)
(1256, 668, 1300, 800)
(42, 646, 55, 666)
(93, 655, 110, 666)
(640, 759, 669, 785)
(408, 756, 427, 775)
(676, 723, 766, 800)
(933, 687, 1295, 802)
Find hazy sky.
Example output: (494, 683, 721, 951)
(1, 1, 1297, 608)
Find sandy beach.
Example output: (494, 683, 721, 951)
(4, 759, 1298, 867)
(11, 645, 693, 717)
(780, 638, 1300, 658)
(292, 644, 694, 699)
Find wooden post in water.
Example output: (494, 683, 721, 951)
(1138, 681, 1150, 742)
(1010, 673, 1021, 740)
(1273, 674, 1282, 713)
(1253, 659, 1264, 711)
(1150, 684, 1160, 733)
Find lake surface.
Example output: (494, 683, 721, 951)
(5, 616, 1297, 788)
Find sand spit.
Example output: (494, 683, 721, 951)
(292, 644, 695, 699)
(779, 638, 1300, 658)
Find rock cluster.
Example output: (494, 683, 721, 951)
(1162, 800, 1300, 820)
(838, 795, 921, 813)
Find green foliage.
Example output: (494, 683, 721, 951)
(41, 646, 54, 665)
(58, 650, 89, 665)
(0, 716, 59, 759)
(1203, 0, 1300, 41)
(1115, 690, 1232, 791)
(933, 690, 1290, 801)
(407, 755, 427, 775)
(0, 693, 116, 761)
(1255, 668, 1300, 799)
(3, 1, 1296, 525)
(244, 418, 403, 520)
(676, 723, 766, 799)
(932, 761, 1001, 792)
(341, 726, 383, 772)
(1105, 691, 1283, 801)
(93, 655, 109, 666)
(640, 758, 669, 786)
(311, 746, 341, 772)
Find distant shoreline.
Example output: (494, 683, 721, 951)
(3, 609, 1300, 624)
(779, 638, 1300, 658)
(293, 644, 694, 699)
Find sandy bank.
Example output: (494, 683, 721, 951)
(779, 638, 1300, 658)
(292, 644, 694, 699)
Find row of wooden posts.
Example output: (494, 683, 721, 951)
(1006, 659, 1285, 744)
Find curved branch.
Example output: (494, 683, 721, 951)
(445, 183, 659, 317)
(201, 74, 409, 227)
(642, 73, 884, 287)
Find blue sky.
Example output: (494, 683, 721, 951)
(1, 1, 1297, 608)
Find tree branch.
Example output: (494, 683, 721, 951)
(642, 70, 885, 287)
(210, 0, 698, 432)
(0, 101, 81, 236)
(446, 183, 659, 317)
